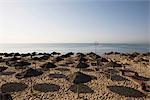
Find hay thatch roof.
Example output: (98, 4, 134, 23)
(76, 62, 89, 69)
(15, 68, 43, 79)
(0, 66, 8, 72)
(66, 71, 92, 84)
(40, 62, 57, 69)
(0, 93, 13, 100)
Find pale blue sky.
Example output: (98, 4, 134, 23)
(0, 0, 149, 43)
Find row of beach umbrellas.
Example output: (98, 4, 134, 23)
(0, 67, 94, 99)
(0, 52, 149, 99)
(0, 55, 96, 99)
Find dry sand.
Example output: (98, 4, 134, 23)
(0, 52, 149, 100)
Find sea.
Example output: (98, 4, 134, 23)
(0, 43, 149, 55)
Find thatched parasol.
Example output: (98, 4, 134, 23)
(21, 53, 31, 57)
(69, 84, 94, 94)
(14, 53, 21, 57)
(99, 57, 109, 62)
(0, 93, 13, 100)
(40, 55, 50, 60)
(77, 53, 85, 58)
(31, 52, 37, 56)
(55, 56, 64, 62)
(103, 61, 123, 69)
(4, 53, 13, 57)
(0, 67, 8, 72)
(51, 52, 60, 55)
(66, 71, 92, 98)
(76, 61, 89, 70)
(102, 68, 121, 80)
(14, 61, 31, 69)
(15, 68, 43, 79)
(79, 57, 88, 62)
(9, 57, 21, 61)
(15, 68, 43, 93)
(40, 62, 57, 70)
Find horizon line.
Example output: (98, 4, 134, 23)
(0, 42, 149, 45)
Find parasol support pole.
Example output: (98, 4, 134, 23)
(109, 70, 112, 80)
(77, 84, 79, 99)
(79, 68, 81, 72)
(30, 77, 33, 93)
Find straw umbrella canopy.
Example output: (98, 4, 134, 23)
(60, 52, 74, 59)
(99, 57, 109, 62)
(21, 53, 31, 58)
(67, 71, 92, 84)
(55, 56, 64, 62)
(15, 68, 43, 93)
(15, 68, 43, 79)
(76, 61, 89, 68)
(66, 71, 92, 98)
(0, 66, 8, 72)
(31, 52, 37, 56)
(6, 60, 31, 69)
(104, 61, 123, 69)
(14, 61, 31, 70)
(4, 53, 13, 57)
(40, 55, 50, 60)
(51, 52, 60, 55)
(76, 61, 89, 71)
(67, 52, 74, 56)
(0, 93, 13, 100)
(79, 57, 88, 62)
(32, 56, 42, 68)
(14, 53, 21, 57)
(40, 62, 57, 70)
(101, 61, 123, 79)
(77, 53, 85, 58)
(0, 66, 8, 82)
(69, 84, 94, 94)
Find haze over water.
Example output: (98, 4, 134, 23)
(0, 0, 149, 54)
(0, 43, 149, 55)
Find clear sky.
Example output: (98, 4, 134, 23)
(0, 0, 149, 43)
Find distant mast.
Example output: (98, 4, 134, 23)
(94, 41, 99, 54)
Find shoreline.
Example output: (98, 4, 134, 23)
(0, 43, 149, 54)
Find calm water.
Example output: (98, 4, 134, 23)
(0, 43, 149, 55)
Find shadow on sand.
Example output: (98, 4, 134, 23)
(0, 71, 16, 76)
(1, 82, 28, 93)
(131, 75, 150, 81)
(110, 75, 128, 81)
(82, 69, 95, 72)
(107, 85, 146, 97)
(49, 73, 66, 79)
(69, 84, 94, 93)
(33, 83, 60, 92)
(55, 68, 70, 72)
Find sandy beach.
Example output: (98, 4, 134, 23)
(0, 52, 149, 100)
(0, 0, 149, 99)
